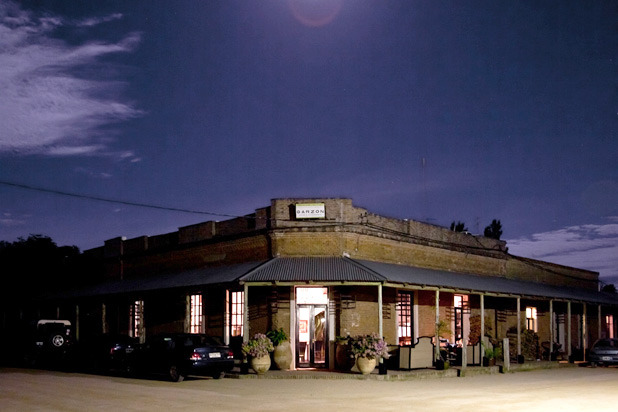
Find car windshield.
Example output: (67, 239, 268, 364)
(180, 335, 224, 347)
(594, 339, 618, 348)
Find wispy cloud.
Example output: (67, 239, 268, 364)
(507, 218, 618, 285)
(0, 212, 27, 228)
(0, 2, 142, 158)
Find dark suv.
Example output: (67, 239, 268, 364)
(132, 333, 235, 381)
(25, 319, 74, 367)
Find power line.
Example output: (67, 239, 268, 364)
(0, 180, 244, 220)
(0, 180, 591, 279)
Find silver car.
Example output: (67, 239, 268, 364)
(589, 338, 618, 366)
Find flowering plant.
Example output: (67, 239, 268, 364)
(349, 333, 390, 360)
(242, 333, 274, 358)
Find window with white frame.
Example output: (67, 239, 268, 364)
(454, 294, 469, 343)
(130, 300, 144, 339)
(526, 306, 538, 332)
(230, 291, 244, 337)
(397, 291, 413, 345)
(189, 294, 203, 333)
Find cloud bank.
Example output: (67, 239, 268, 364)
(507, 218, 618, 285)
(0, 2, 142, 157)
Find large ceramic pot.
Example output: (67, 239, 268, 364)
(251, 355, 271, 375)
(336, 344, 354, 371)
(273, 340, 293, 370)
(356, 356, 376, 375)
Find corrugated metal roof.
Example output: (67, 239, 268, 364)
(53, 257, 618, 306)
(54, 261, 266, 298)
(356, 260, 618, 305)
(240, 257, 385, 282)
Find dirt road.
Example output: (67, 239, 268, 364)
(1, 367, 617, 411)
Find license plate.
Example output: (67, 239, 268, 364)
(602, 356, 612, 361)
(209, 352, 221, 358)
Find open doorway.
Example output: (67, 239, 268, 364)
(296, 287, 328, 368)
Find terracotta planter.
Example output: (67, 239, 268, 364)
(250, 355, 271, 375)
(336, 344, 354, 371)
(273, 340, 292, 370)
(356, 356, 376, 375)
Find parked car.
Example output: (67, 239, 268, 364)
(588, 338, 618, 366)
(73, 334, 138, 374)
(132, 333, 234, 381)
(25, 319, 74, 368)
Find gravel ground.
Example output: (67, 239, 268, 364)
(1, 366, 617, 411)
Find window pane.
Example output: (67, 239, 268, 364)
(190, 294, 203, 334)
(397, 292, 413, 345)
(526, 306, 537, 332)
(231, 291, 244, 337)
(130, 300, 143, 338)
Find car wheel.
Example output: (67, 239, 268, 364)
(211, 371, 224, 379)
(589, 361, 597, 368)
(169, 365, 185, 382)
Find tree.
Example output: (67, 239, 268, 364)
(602, 284, 617, 294)
(449, 221, 468, 233)
(483, 219, 503, 240)
(0, 234, 82, 301)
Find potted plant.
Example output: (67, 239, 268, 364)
(435, 320, 452, 370)
(349, 333, 390, 375)
(483, 346, 502, 366)
(242, 333, 274, 374)
(266, 328, 292, 370)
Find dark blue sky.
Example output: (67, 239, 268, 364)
(1, 1, 617, 283)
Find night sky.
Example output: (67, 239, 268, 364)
(1, 1, 617, 284)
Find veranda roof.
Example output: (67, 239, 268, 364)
(241, 257, 618, 306)
(52, 257, 618, 306)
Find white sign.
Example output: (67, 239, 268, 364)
(295, 203, 325, 219)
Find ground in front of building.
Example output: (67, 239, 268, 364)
(1, 366, 617, 411)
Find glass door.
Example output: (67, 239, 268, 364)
(297, 304, 327, 368)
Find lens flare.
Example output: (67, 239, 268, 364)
(287, 0, 344, 27)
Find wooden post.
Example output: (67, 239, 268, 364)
(480, 294, 485, 344)
(582, 303, 587, 362)
(461, 313, 468, 376)
(184, 295, 191, 333)
(102, 303, 108, 334)
(517, 298, 521, 357)
(598, 305, 602, 342)
(435, 289, 440, 362)
(243, 284, 249, 344)
(549, 300, 554, 360)
(241, 284, 250, 374)
(378, 284, 383, 338)
(502, 338, 510, 372)
(75, 304, 80, 342)
(567, 301, 572, 360)
(378, 284, 385, 372)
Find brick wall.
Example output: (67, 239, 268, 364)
(90, 197, 597, 287)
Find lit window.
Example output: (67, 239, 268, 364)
(606, 315, 614, 339)
(454, 295, 468, 343)
(230, 291, 244, 337)
(397, 291, 413, 345)
(526, 307, 538, 332)
(190, 294, 203, 334)
(130, 300, 143, 338)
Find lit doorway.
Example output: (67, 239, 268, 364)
(296, 287, 328, 368)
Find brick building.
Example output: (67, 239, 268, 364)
(32, 198, 618, 369)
